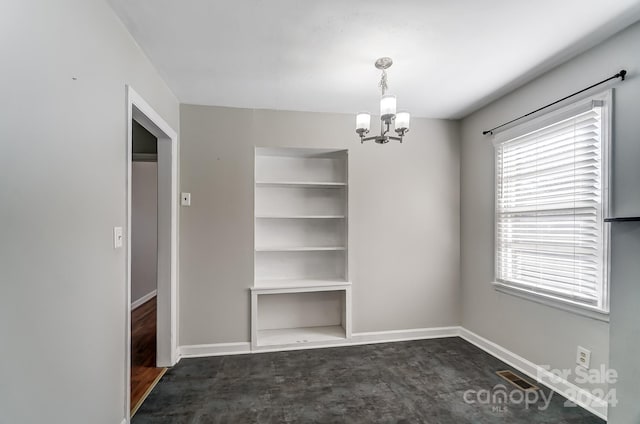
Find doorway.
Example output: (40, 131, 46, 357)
(126, 86, 178, 421)
(130, 121, 164, 415)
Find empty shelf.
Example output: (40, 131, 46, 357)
(255, 246, 346, 252)
(255, 215, 346, 219)
(257, 325, 346, 347)
(256, 181, 346, 188)
(253, 279, 350, 291)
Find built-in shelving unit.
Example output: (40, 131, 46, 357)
(251, 147, 351, 350)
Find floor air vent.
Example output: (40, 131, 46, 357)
(496, 370, 539, 391)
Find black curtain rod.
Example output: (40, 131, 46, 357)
(482, 69, 627, 135)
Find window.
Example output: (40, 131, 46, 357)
(494, 92, 610, 315)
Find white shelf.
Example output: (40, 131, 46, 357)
(256, 181, 346, 188)
(255, 215, 345, 219)
(253, 279, 351, 291)
(257, 325, 346, 347)
(255, 246, 345, 252)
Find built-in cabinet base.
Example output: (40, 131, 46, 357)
(250, 284, 352, 350)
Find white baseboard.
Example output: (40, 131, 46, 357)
(120, 418, 127, 424)
(179, 327, 459, 359)
(351, 326, 460, 345)
(458, 328, 608, 421)
(131, 290, 157, 310)
(179, 342, 251, 358)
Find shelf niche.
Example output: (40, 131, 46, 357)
(254, 290, 349, 348)
(256, 218, 345, 251)
(252, 147, 351, 350)
(255, 186, 346, 217)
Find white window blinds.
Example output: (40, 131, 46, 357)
(495, 98, 609, 312)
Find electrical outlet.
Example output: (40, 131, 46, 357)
(576, 346, 591, 369)
(181, 192, 191, 206)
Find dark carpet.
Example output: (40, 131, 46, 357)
(132, 337, 605, 423)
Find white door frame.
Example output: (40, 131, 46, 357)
(125, 86, 179, 421)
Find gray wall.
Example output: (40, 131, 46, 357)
(179, 105, 461, 345)
(0, 1, 179, 423)
(460, 19, 640, 410)
(132, 161, 158, 304)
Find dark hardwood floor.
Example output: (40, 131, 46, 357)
(131, 297, 166, 416)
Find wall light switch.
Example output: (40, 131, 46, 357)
(114, 226, 123, 249)
(576, 346, 591, 369)
(181, 192, 191, 206)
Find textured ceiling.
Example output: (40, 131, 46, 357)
(108, 0, 640, 118)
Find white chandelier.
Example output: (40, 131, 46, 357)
(356, 57, 410, 144)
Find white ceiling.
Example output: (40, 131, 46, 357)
(107, 0, 640, 119)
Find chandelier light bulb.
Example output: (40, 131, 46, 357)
(380, 94, 396, 119)
(356, 112, 371, 132)
(396, 111, 410, 131)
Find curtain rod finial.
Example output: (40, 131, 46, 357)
(619, 69, 627, 81)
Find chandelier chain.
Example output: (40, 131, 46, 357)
(378, 70, 388, 96)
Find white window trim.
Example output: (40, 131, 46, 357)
(492, 89, 612, 317)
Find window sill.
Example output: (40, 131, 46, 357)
(492, 282, 610, 322)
